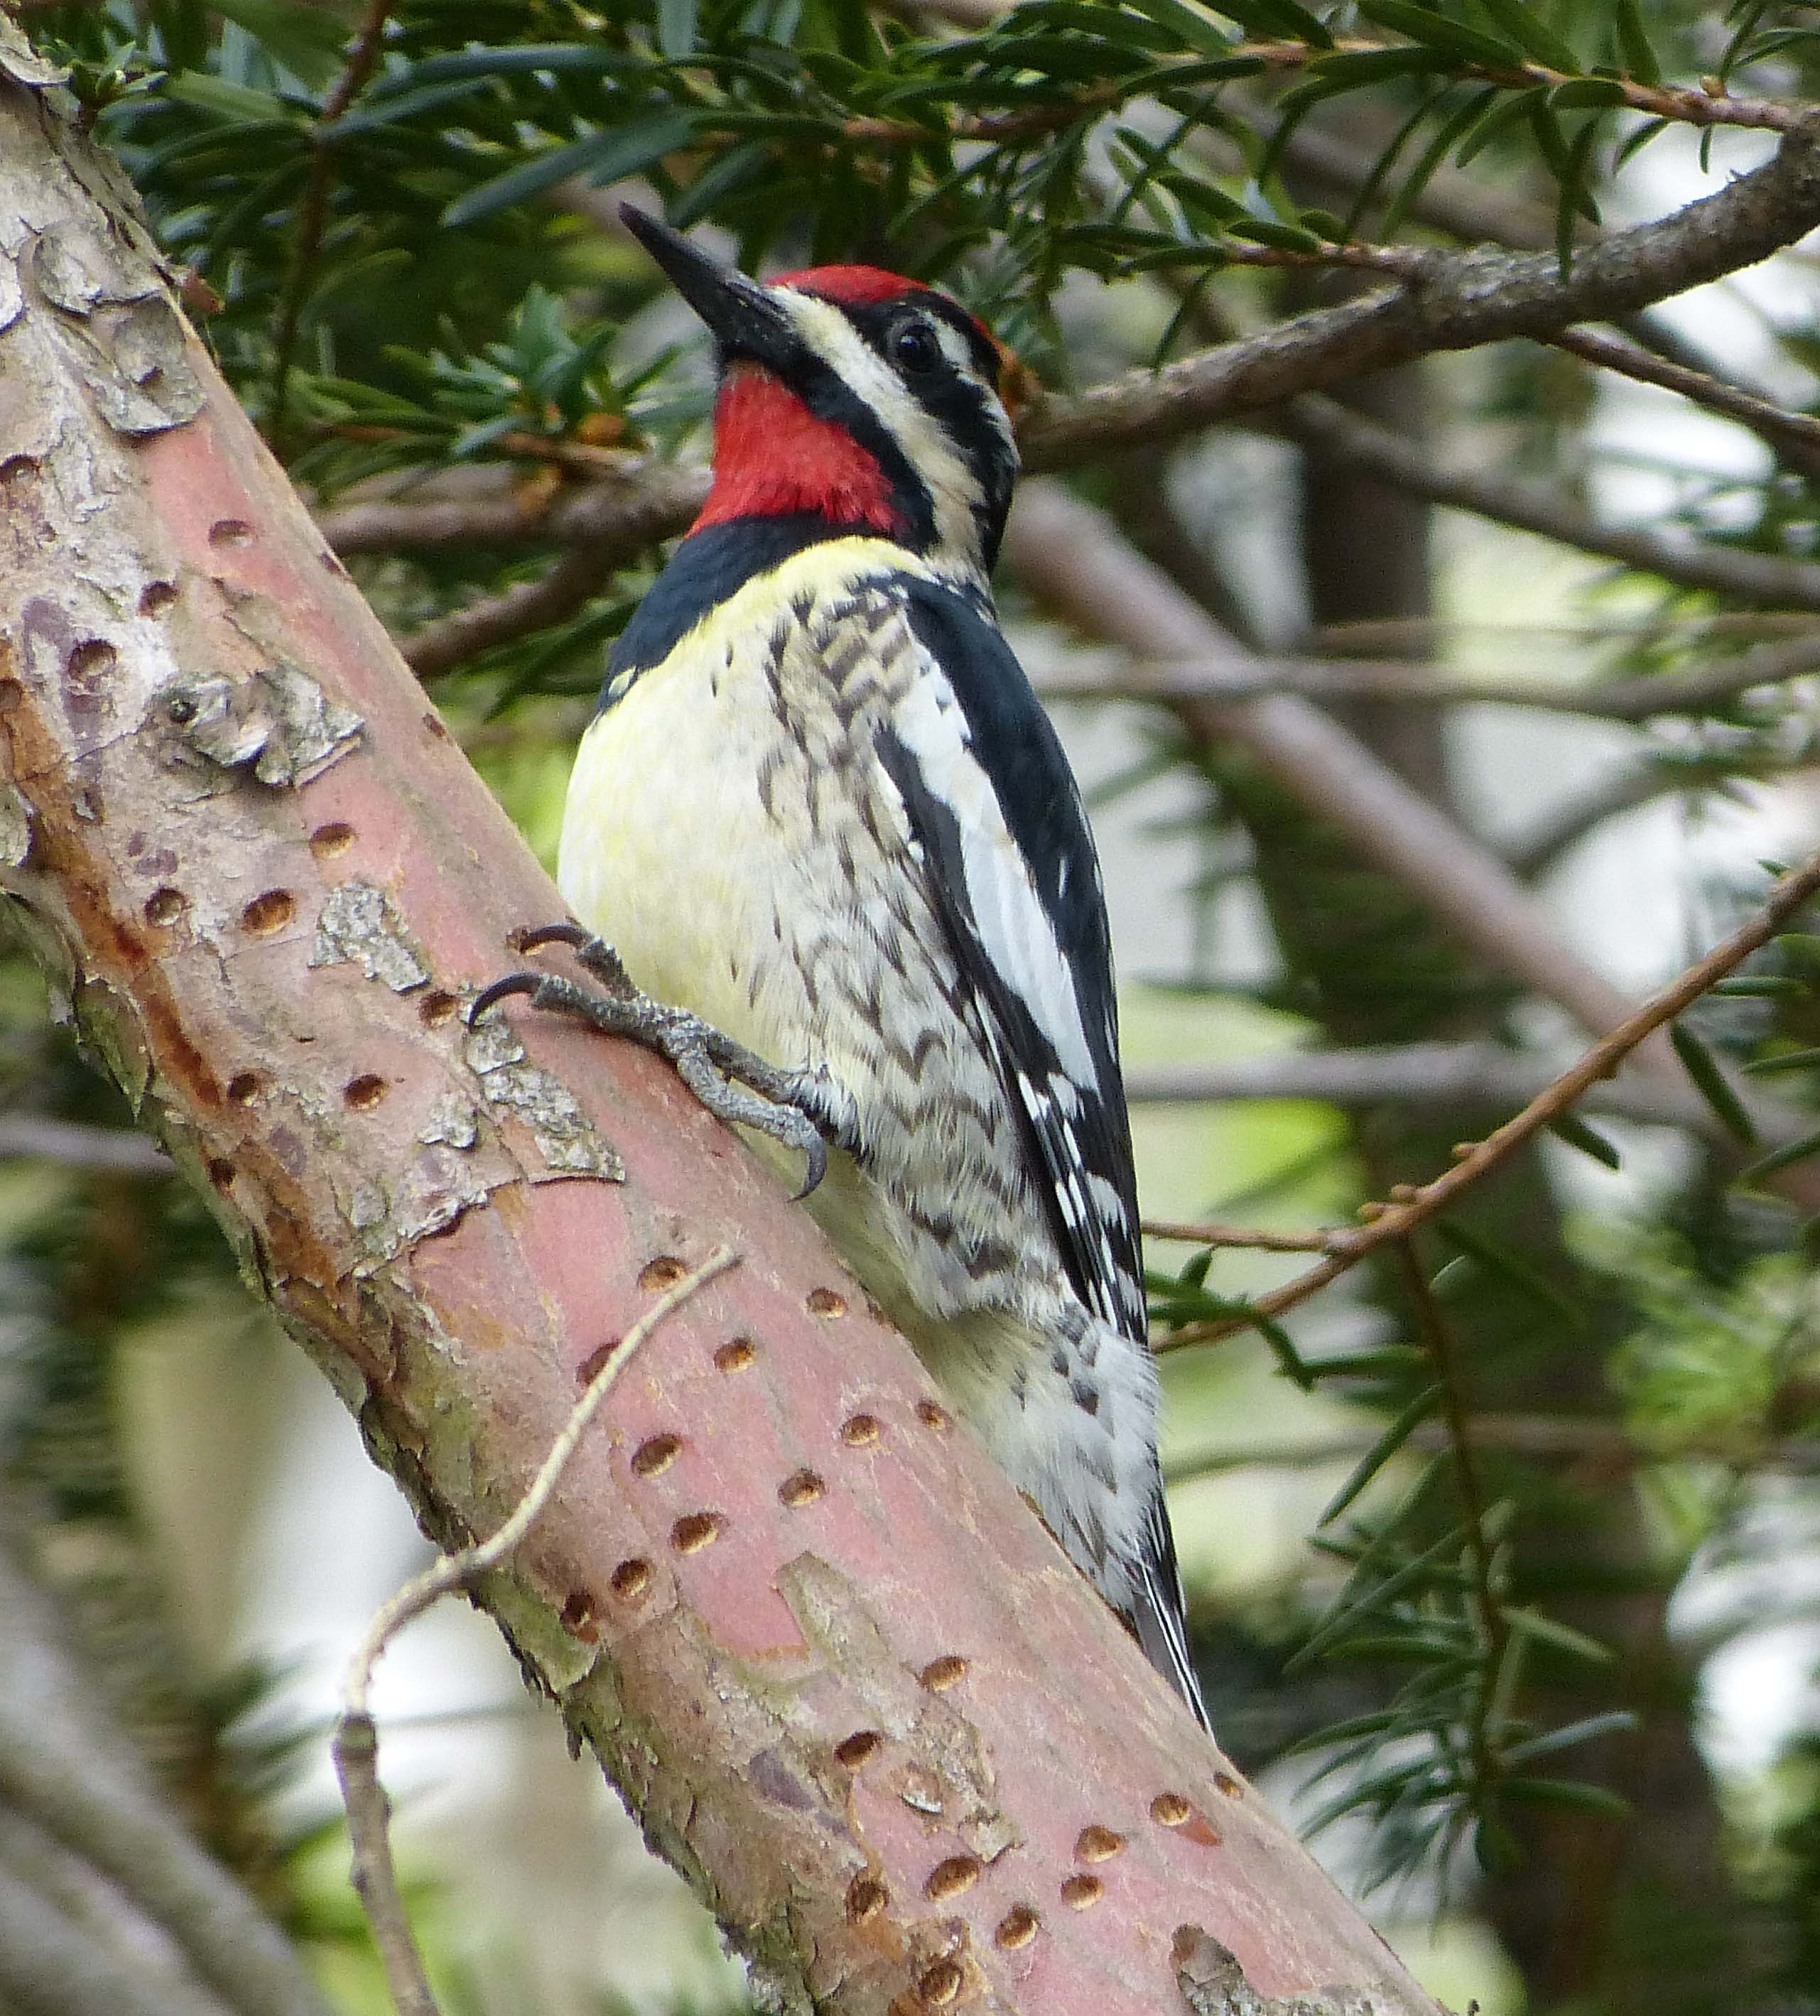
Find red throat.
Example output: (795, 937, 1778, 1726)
(693, 366, 901, 537)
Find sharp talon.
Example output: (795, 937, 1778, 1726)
(792, 1132, 828, 1203)
(469, 972, 543, 1024)
(516, 921, 590, 956)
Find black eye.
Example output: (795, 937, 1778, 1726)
(891, 317, 940, 374)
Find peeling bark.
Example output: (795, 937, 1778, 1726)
(0, 32, 1443, 2016)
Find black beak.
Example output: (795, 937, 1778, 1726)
(620, 207, 795, 372)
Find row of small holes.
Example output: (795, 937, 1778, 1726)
(639, 1254, 853, 1332)
(238, 824, 360, 942)
(846, 1873, 1042, 1956)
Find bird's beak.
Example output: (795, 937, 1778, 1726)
(620, 207, 796, 373)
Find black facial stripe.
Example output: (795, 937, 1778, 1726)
(835, 296, 1019, 569)
(904, 364, 1017, 568)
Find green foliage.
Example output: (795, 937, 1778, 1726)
(290, 284, 638, 494)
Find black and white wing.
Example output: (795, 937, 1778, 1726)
(874, 575, 1210, 1733)
(873, 576, 1146, 1343)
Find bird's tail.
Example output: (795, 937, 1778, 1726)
(1129, 1489, 1213, 1733)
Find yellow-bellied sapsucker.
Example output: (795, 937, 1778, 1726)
(482, 210, 1209, 1730)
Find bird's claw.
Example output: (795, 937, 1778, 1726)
(472, 924, 835, 1198)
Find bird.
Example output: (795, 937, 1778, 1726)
(477, 208, 1210, 1732)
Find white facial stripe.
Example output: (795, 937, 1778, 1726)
(778, 289, 997, 572)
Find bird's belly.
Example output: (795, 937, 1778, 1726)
(556, 632, 1041, 1330)
(559, 654, 796, 1063)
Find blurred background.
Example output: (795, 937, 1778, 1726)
(6, 4, 1820, 2013)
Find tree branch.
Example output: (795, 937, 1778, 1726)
(333, 1250, 735, 2016)
(400, 543, 619, 680)
(1269, 393, 1820, 609)
(1038, 629, 1820, 720)
(1550, 323, 1820, 462)
(316, 457, 708, 559)
(1019, 119, 1820, 470)
(1004, 482, 1652, 1049)
(1123, 1041, 1731, 1135)
(0, 33, 1441, 2015)
(0, 1538, 331, 2016)
(315, 122, 1820, 572)
(1162, 846, 1820, 1348)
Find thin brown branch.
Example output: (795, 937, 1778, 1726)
(1551, 324, 1820, 460)
(1161, 849, 1820, 1349)
(1022, 119, 1820, 470)
(316, 457, 708, 558)
(1164, 1416, 1820, 1483)
(328, 1716, 437, 2016)
(1144, 1218, 1337, 1253)
(1124, 1042, 1733, 1136)
(332, 1250, 735, 2016)
(401, 544, 621, 680)
(1037, 629, 1820, 720)
(1269, 394, 1820, 610)
(0, 1111, 171, 1173)
(269, 0, 397, 448)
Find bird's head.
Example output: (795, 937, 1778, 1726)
(624, 208, 1027, 586)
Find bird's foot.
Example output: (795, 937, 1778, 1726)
(472, 924, 835, 1198)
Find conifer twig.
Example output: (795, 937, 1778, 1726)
(268, 0, 397, 448)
